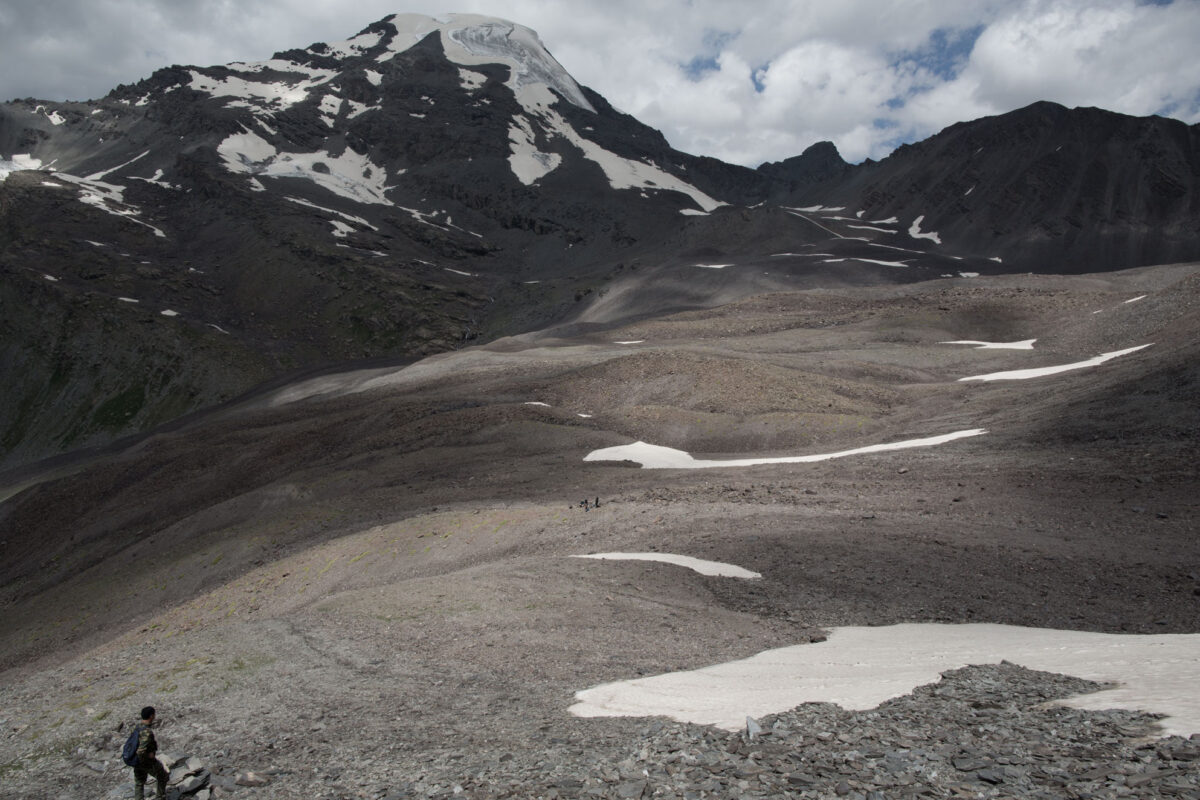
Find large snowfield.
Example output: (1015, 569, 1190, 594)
(572, 624, 1200, 737)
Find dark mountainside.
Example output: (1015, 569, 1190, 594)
(803, 100, 1200, 273)
(2, 16, 1199, 470)
(2, 15, 1199, 470)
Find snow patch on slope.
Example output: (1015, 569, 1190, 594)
(908, 215, 942, 244)
(514, 85, 723, 211)
(53, 171, 167, 238)
(188, 67, 337, 111)
(508, 116, 561, 185)
(584, 430, 986, 469)
(959, 345, 1152, 382)
(572, 553, 761, 579)
(0, 154, 43, 181)
(458, 68, 487, 90)
(217, 129, 392, 204)
(320, 29, 384, 60)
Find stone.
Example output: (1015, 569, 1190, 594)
(975, 768, 1005, 784)
(235, 771, 270, 787)
(177, 770, 211, 793)
(745, 717, 762, 739)
(952, 755, 990, 772)
(209, 774, 238, 791)
(615, 780, 646, 798)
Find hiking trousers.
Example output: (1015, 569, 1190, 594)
(133, 756, 168, 799)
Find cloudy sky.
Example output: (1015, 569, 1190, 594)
(1, 0, 1197, 166)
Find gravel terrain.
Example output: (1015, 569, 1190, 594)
(1, 263, 1198, 799)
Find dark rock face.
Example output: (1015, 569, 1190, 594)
(757, 140, 851, 191)
(2, 15, 1199, 469)
(808, 101, 1200, 272)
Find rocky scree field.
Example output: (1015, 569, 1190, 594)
(1, 261, 1198, 798)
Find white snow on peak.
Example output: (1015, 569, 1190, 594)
(0, 153, 43, 182)
(584, 429, 986, 470)
(1124, 295, 1147, 304)
(319, 29, 384, 60)
(908, 215, 942, 244)
(693, 263, 732, 269)
(363, 69, 383, 86)
(445, 18, 595, 111)
(959, 272, 980, 278)
(958, 344, 1152, 382)
(377, 14, 594, 112)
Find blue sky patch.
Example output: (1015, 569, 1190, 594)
(751, 65, 768, 93)
(683, 55, 720, 79)
(681, 29, 737, 81)
(893, 24, 985, 83)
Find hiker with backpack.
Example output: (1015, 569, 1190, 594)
(122, 706, 168, 800)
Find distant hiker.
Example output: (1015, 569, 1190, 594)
(595, 496, 600, 508)
(123, 706, 167, 800)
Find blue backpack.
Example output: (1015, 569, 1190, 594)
(121, 725, 142, 767)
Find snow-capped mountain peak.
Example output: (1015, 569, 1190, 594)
(378, 14, 595, 113)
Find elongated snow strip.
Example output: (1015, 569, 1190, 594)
(571, 553, 760, 579)
(583, 429, 986, 469)
(958, 345, 1151, 381)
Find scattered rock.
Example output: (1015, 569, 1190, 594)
(235, 771, 270, 787)
(744, 716, 761, 739)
